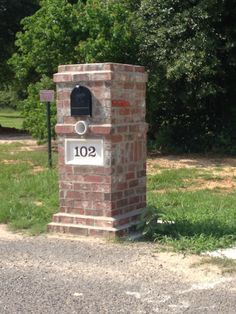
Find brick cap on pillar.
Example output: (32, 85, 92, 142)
(54, 62, 148, 83)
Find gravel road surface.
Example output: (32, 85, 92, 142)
(0, 226, 235, 314)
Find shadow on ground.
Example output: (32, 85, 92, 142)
(0, 125, 29, 139)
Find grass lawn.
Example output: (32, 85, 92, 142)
(145, 157, 236, 253)
(0, 141, 235, 254)
(0, 108, 24, 129)
(0, 142, 58, 234)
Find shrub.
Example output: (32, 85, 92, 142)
(19, 76, 56, 141)
(138, 0, 236, 153)
(0, 86, 18, 109)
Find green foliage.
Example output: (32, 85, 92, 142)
(19, 75, 57, 140)
(9, 0, 138, 140)
(9, 0, 236, 150)
(0, 86, 18, 109)
(9, 0, 78, 87)
(138, 0, 236, 153)
(0, 0, 39, 83)
(10, 0, 138, 83)
(75, 0, 138, 64)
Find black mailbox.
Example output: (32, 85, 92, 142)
(70, 85, 92, 116)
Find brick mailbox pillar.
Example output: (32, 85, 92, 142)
(48, 63, 148, 237)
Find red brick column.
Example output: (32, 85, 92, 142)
(48, 63, 148, 237)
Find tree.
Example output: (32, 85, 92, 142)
(9, 0, 138, 139)
(138, 0, 236, 153)
(74, 0, 138, 65)
(0, 0, 39, 109)
(0, 0, 39, 83)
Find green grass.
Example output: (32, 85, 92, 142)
(0, 141, 235, 254)
(148, 168, 200, 190)
(143, 168, 236, 253)
(0, 108, 24, 129)
(0, 143, 58, 234)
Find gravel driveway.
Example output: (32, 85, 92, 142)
(0, 226, 235, 314)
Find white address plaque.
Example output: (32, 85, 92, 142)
(65, 139, 104, 166)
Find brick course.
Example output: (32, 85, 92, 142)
(48, 63, 147, 237)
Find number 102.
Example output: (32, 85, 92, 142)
(74, 146, 96, 158)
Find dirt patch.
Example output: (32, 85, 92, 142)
(2, 159, 34, 166)
(0, 224, 24, 240)
(211, 168, 236, 177)
(0, 139, 57, 153)
(33, 201, 43, 206)
(155, 178, 236, 193)
(148, 155, 236, 193)
(17, 145, 46, 152)
(32, 166, 45, 174)
(2, 159, 23, 165)
(148, 155, 236, 170)
(146, 251, 224, 283)
(186, 178, 236, 192)
(0, 139, 37, 145)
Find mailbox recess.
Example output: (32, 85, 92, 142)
(49, 63, 148, 238)
(71, 85, 92, 116)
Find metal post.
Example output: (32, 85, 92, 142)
(46, 102, 52, 168)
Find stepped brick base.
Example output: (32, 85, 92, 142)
(48, 208, 143, 238)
